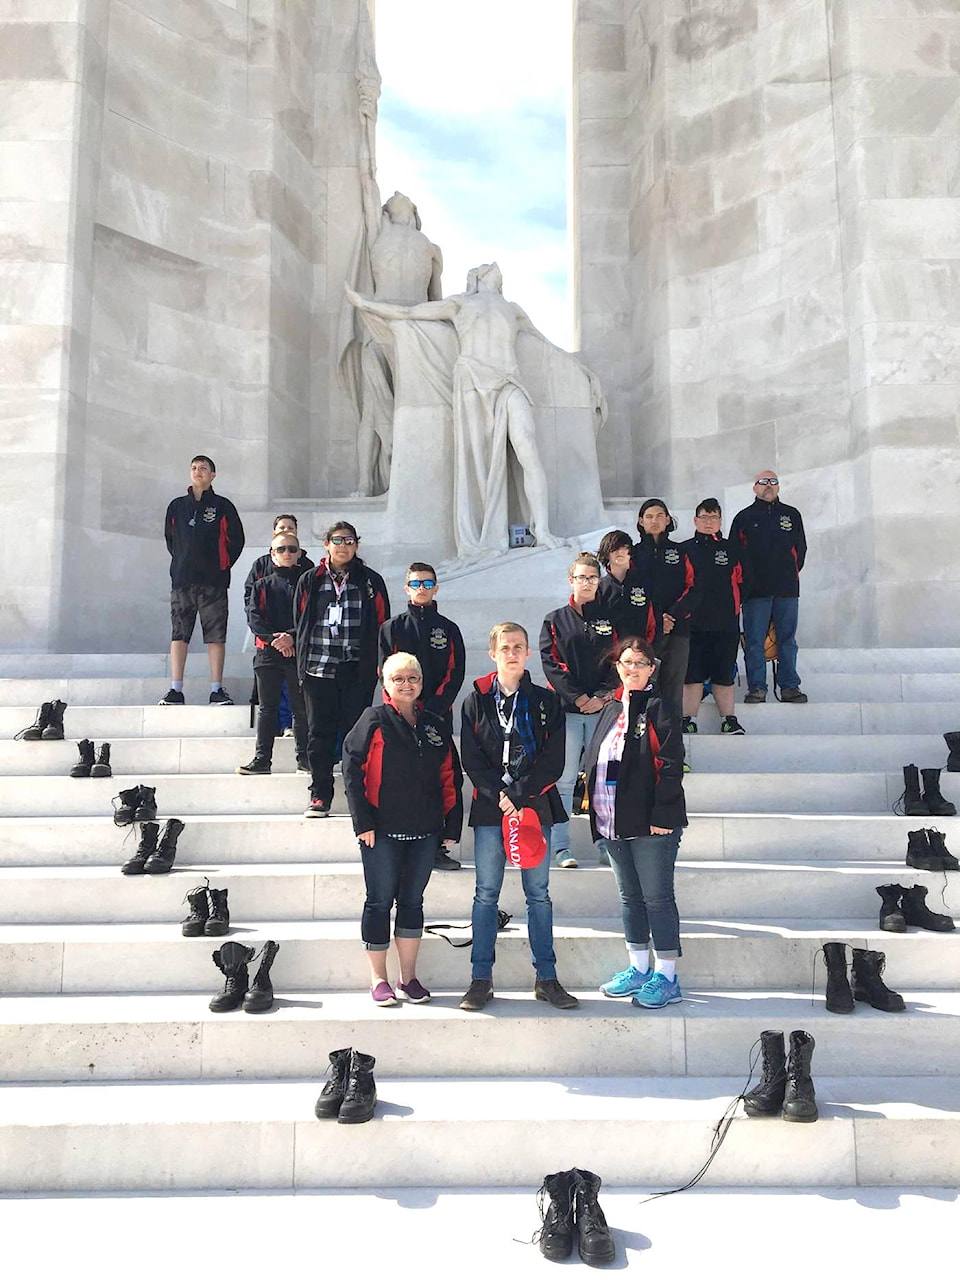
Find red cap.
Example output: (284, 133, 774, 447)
(502, 808, 546, 869)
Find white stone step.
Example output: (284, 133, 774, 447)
(0, 705, 257, 739)
(2, 991, 956, 1082)
(1, 1074, 956, 1194)
(0, 737, 300, 776)
(685, 735, 954, 773)
(2, 919, 956, 995)
(0, 677, 258, 708)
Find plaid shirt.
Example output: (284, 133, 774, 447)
(304, 569, 364, 678)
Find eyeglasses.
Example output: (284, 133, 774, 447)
(755, 478, 779, 486)
(618, 659, 653, 670)
(389, 675, 422, 684)
(274, 545, 299, 554)
(572, 575, 600, 583)
(406, 579, 436, 590)
(329, 536, 357, 546)
(696, 512, 721, 520)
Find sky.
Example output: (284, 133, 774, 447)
(373, 0, 573, 348)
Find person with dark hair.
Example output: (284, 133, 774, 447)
(293, 521, 389, 818)
(160, 455, 245, 706)
(540, 552, 619, 869)
(343, 652, 463, 1006)
(583, 635, 688, 1007)
(680, 498, 746, 735)
(596, 530, 633, 608)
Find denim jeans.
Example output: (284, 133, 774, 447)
(471, 824, 557, 980)
(360, 833, 439, 949)
(598, 829, 682, 959)
(742, 596, 800, 692)
(550, 712, 599, 857)
(278, 680, 292, 731)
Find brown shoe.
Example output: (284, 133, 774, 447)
(779, 687, 808, 703)
(459, 979, 493, 1012)
(534, 978, 579, 1010)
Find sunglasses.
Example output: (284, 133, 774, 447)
(406, 579, 436, 590)
(755, 478, 779, 486)
(329, 536, 357, 546)
(273, 545, 299, 554)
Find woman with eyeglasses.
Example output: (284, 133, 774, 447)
(582, 635, 688, 1008)
(539, 553, 620, 869)
(343, 652, 463, 1006)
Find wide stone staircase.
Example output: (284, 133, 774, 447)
(1, 650, 959, 1194)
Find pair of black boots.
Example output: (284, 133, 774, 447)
(16, 699, 67, 741)
(822, 941, 904, 1013)
(537, 1168, 615, 1266)
(906, 828, 958, 871)
(182, 883, 230, 936)
(70, 740, 111, 778)
(314, 1047, 377, 1125)
(121, 819, 184, 875)
(899, 765, 956, 817)
(878, 883, 954, 932)
(113, 785, 157, 826)
(209, 940, 279, 1014)
(743, 1030, 818, 1122)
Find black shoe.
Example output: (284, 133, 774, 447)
(121, 821, 159, 875)
(852, 948, 905, 1012)
(899, 884, 955, 933)
(243, 940, 279, 1013)
(40, 699, 67, 740)
(434, 848, 461, 871)
(236, 757, 271, 775)
(304, 797, 330, 818)
(134, 785, 157, 823)
(921, 767, 956, 817)
(906, 828, 942, 870)
(69, 739, 95, 778)
(573, 1168, 616, 1265)
(158, 688, 185, 706)
(821, 941, 854, 1014)
(779, 687, 808, 704)
(876, 884, 906, 933)
(534, 978, 579, 1010)
(209, 688, 234, 705)
(927, 828, 960, 871)
(681, 715, 698, 734)
(15, 702, 52, 741)
(900, 764, 930, 817)
(536, 1170, 575, 1261)
(209, 941, 255, 1012)
(314, 1047, 352, 1119)
(144, 817, 183, 874)
(781, 1030, 818, 1122)
(112, 786, 141, 827)
(338, 1049, 377, 1124)
(205, 887, 230, 936)
(743, 1029, 787, 1117)
(944, 731, 960, 773)
(744, 688, 766, 704)
(90, 743, 112, 778)
(720, 715, 746, 735)
(181, 885, 210, 936)
(459, 978, 494, 1012)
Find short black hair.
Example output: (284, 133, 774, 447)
(323, 519, 359, 543)
(273, 513, 298, 530)
(597, 530, 632, 568)
(191, 454, 216, 472)
(407, 561, 437, 579)
(696, 497, 722, 516)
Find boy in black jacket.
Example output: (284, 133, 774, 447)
(459, 622, 578, 1013)
(378, 563, 465, 726)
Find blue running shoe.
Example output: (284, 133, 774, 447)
(599, 965, 653, 997)
(631, 972, 683, 1008)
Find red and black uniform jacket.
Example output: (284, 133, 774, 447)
(597, 571, 657, 647)
(243, 551, 314, 608)
(582, 682, 688, 841)
(679, 532, 745, 633)
(164, 487, 245, 588)
(460, 671, 567, 829)
(293, 557, 389, 690)
(625, 533, 700, 637)
(729, 498, 806, 600)
(539, 598, 619, 714)
(342, 699, 463, 841)
(378, 604, 465, 721)
(245, 564, 305, 668)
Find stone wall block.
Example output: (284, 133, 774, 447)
(850, 137, 960, 199)
(88, 347, 220, 430)
(665, 161, 714, 219)
(762, 81, 831, 132)
(849, 258, 960, 328)
(669, 324, 714, 383)
(859, 198, 960, 262)
(709, 33, 760, 108)
(0, 386, 63, 453)
(580, 163, 630, 212)
(101, 113, 226, 211)
(668, 271, 712, 328)
(129, 0, 247, 57)
(841, 75, 960, 140)
(0, 140, 74, 202)
(758, 163, 837, 249)
(0, 201, 71, 264)
(0, 262, 70, 326)
(668, 199, 759, 274)
(0, 20, 80, 79)
(710, 247, 782, 320)
(854, 321, 960, 388)
(850, 383, 959, 451)
(580, 0, 625, 22)
(758, 3, 829, 84)
(0, 80, 79, 142)
(578, 69, 629, 120)
(670, 0, 758, 64)
(842, 16, 960, 78)
(577, 115, 630, 165)
(788, 276, 846, 354)
(773, 403, 853, 475)
(579, 20, 627, 71)
(669, 380, 719, 438)
(0, 323, 65, 388)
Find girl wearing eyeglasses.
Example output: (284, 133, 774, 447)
(582, 635, 688, 1008)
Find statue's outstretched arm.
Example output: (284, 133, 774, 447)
(345, 285, 458, 322)
(427, 245, 444, 302)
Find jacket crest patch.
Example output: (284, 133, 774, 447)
(664, 549, 680, 564)
(202, 507, 217, 523)
(430, 627, 447, 650)
(592, 619, 613, 637)
(714, 550, 729, 565)
(629, 587, 647, 607)
(423, 724, 444, 748)
(779, 515, 792, 531)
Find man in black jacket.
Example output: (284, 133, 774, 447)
(160, 455, 245, 706)
(459, 623, 578, 1013)
(729, 471, 808, 704)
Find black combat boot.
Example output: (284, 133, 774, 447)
(113, 786, 141, 827)
(573, 1168, 616, 1265)
(926, 828, 960, 871)
(134, 785, 157, 822)
(876, 884, 906, 933)
(144, 817, 183, 873)
(181, 885, 210, 937)
(900, 765, 929, 817)
(243, 940, 279, 1013)
(944, 731, 960, 773)
(314, 1047, 353, 1119)
(209, 941, 255, 1012)
(821, 941, 854, 1014)
(121, 821, 159, 875)
(69, 740, 95, 778)
(535, 1170, 576, 1261)
(899, 884, 955, 933)
(781, 1030, 818, 1123)
(40, 699, 67, 740)
(921, 768, 957, 817)
(15, 702, 52, 741)
(906, 828, 941, 871)
(742, 1030, 787, 1117)
(337, 1049, 377, 1124)
(205, 887, 230, 936)
(90, 743, 112, 778)
(852, 948, 905, 1012)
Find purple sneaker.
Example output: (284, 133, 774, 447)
(397, 978, 431, 1004)
(371, 980, 398, 1007)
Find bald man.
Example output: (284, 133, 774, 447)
(729, 471, 807, 704)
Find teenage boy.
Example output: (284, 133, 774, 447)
(680, 498, 746, 735)
(459, 622, 578, 1012)
(379, 562, 466, 870)
(160, 455, 245, 706)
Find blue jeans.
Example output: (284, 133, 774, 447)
(471, 824, 556, 980)
(598, 829, 682, 959)
(360, 833, 439, 949)
(550, 712, 599, 857)
(278, 680, 292, 731)
(742, 596, 800, 692)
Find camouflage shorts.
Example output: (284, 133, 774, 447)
(170, 585, 228, 644)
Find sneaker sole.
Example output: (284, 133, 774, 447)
(372, 996, 398, 1007)
(236, 768, 271, 775)
(398, 990, 431, 1004)
(556, 859, 578, 869)
(303, 810, 330, 819)
(632, 993, 683, 1008)
(600, 986, 645, 998)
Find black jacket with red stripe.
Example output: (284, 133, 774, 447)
(679, 532, 744, 633)
(378, 604, 465, 721)
(539, 598, 619, 713)
(460, 671, 566, 829)
(243, 550, 314, 608)
(597, 572, 658, 647)
(729, 498, 806, 599)
(342, 699, 463, 841)
(582, 680, 687, 840)
(625, 533, 700, 636)
(293, 557, 389, 689)
(245, 564, 305, 668)
(164, 487, 245, 588)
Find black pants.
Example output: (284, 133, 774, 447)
(654, 632, 690, 715)
(302, 663, 374, 802)
(254, 658, 307, 765)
